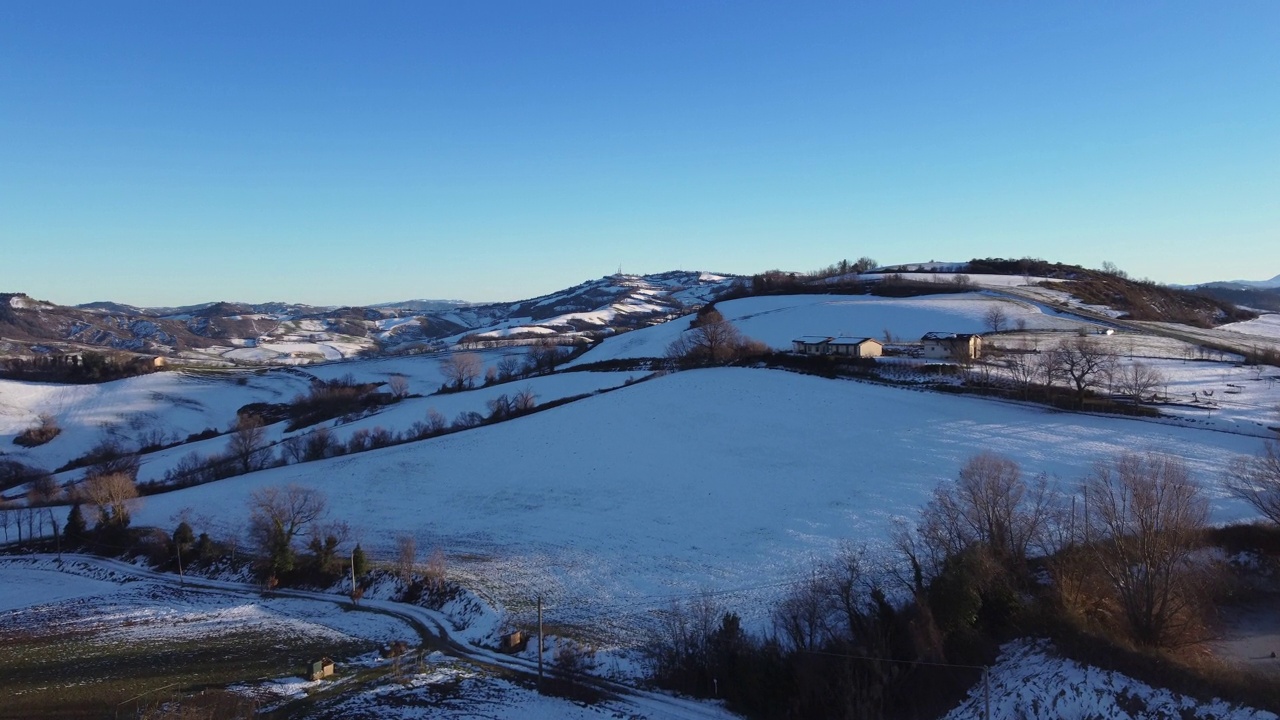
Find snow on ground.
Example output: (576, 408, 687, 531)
(1221, 314, 1280, 341)
(222, 340, 370, 363)
(980, 333, 1280, 436)
(0, 563, 125, 612)
(127, 369, 648, 485)
(294, 651, 739, 720)
(1003, 283, 1130, 319)
(0, 557, 415, 646)
(569, 293, 1100, 365)
(943, 639, 1277, 720)
(132, 368, 1269, 639)
(0, 349, 542, 482)
(861, 272, 1067, 288)
(0, 370, 314, 471)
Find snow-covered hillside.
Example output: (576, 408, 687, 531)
(2, 272, 739, 364)
(570, 292, 1100, 364)
(130, 368, 1267, 635)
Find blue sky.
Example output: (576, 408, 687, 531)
(2, 2, 1277, 306)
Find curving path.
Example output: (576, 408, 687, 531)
(7, 553, 739, 720)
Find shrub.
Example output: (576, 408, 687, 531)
(14, 414, 60, 448)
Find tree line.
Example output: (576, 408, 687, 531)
(642, 445, 1280, 719)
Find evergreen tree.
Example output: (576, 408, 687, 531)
(194, 532, 216, 561)
(352, 543, 368, 577)
(173, 521, 195, 552)
(64, 503, 87, 545)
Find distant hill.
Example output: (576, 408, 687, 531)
(0, 271, 741, 363)
(7, 259, 1268, 365)
(1196, 273, 1280, 291)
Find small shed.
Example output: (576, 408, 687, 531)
(308, 657, 335, 681)
(827, 337, 883, 358)
(499, 630, 527, 653)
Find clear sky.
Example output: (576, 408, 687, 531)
(2, 1, 1277, 307)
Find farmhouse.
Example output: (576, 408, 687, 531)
(791, 336, 883, 358)
(920, 332, 982, 361)
(828, 337, 883, 358)
(792, 335, 834, 354)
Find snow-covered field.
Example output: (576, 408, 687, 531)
(128, 368, 1270, 638)
(570, 292, 1101, 365)
(1222, 314, 1280, 341)
(0, 369, 314, 470)
(861, 271, 1067, 288)
(0, 347, 558, 479)
(126, 368, 648, 485)
(0, 558, 415, 645)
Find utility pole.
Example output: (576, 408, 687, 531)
(176, 543, 184, 586)
(537, 595, 544, 692)
(983, 666, 990, 720)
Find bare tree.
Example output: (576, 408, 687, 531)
(0, 500, 12, 544)
(920, 452, 1056, 566)
(395, 534, 417, 584)
(525, 338, 565, 375)
(1047, 337, 1116, 404)
(424, 548, 447, 592)
(81, 472, 140, 528)
(983, 305, 1009, 334)
(496, 354, 523, 381)
(1100, 260, 1128, 279)
(512, 386, 537, 413)
(424, 409, 448, 434)
(1003, 352, 1044, 399)
(819, 543, 886, 649)
(1115, 362, 1165, 404)
(1082, 452, 1209, 646)
(440, 352, 483, 390)
(387, 374, 411, 399)
(853, 256, 878, 274)
(773, 573, 829, 652)
(226, 416, 273, 474)
(83, 436, 141, 482)
(303, 427, 339, 461)
(26, 474, 61, 506)
(689, 310, 743, 364)
(1226, 441, 1280, 525)
(248, 484, 327, 576)
(280, 435, 306, 464)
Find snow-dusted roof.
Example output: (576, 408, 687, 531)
(829, 337, 879, 346)
(922, 331, 980, 342)
(793, 335, 834, 344)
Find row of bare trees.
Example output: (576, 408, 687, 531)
(996, 336, 1165, 405)
(439, 340, 568, 392)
